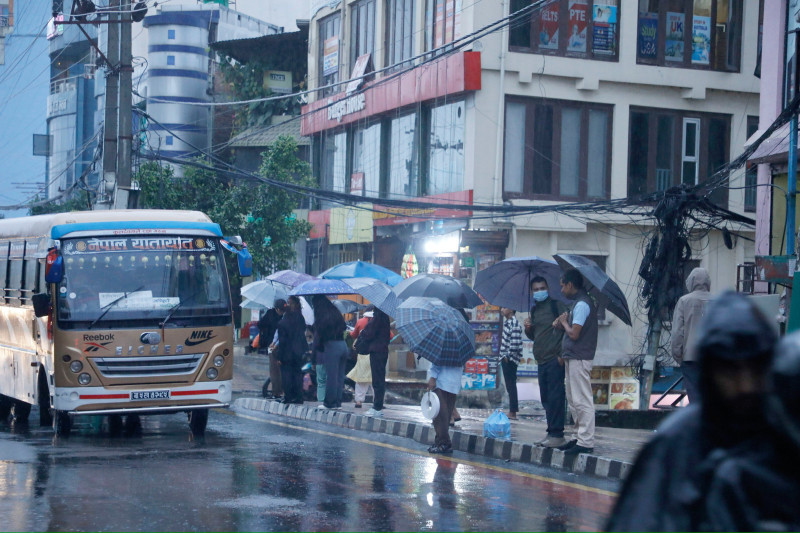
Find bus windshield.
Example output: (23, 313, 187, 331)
(56, 235, 231, 329)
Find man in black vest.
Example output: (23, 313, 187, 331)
(554, 269, 599, 456)
(524, 276, 568, 448)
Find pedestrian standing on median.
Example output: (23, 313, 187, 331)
(671, 267, 713, 403)
(259, 299, 286, 399)
(273, 296, 307, 404)
(524, 276, 569, 447)
(499, 307, 523, 420)
(312, 294, 349, 409)
(554, 268, 598, 456)
(347, 310, 373, 408)
(606, 291, 778, 532)
(427, 362, 462, 454)
(358, 308, 391, 418)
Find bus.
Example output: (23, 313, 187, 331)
(0, 210, 250, 436)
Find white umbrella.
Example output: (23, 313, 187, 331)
(241, 279, 290, 307)
(299, 296, 315, 325)
(240, 299, 266, 310)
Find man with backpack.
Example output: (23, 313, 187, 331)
(524, 276, 568, 448)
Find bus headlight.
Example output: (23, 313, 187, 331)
(213, 355, 225, 367)
(206, 368, 218, 380)
(78, 373, 92, 385)
(70, 361, 83, 373)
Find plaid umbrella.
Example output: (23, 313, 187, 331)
(343, 277, 401, 317)
(320, 261, 404, 286)
(290, 278, 358, 296)
(395, 297, 475, 367)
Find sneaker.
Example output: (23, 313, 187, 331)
(365, 408, 383, 417)
(542, 436, 567, 448)
(427, 444, 453, 454)
(558, 439, 578, 451)
(564, 444, 594, 456)
(534, 434, 550, 445)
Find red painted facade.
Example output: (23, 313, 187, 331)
(301, 51, 482, 135)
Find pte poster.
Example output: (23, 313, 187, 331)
(539, 0, 559, 50)
(638, 12, 658, 60)
(322, 36, 339, 76)
(566, 0, 588, 53)
(591, 0, 617, 55)
(665, 12, 685, 62)
(691, 15, 711, 65)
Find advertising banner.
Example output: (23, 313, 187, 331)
(517, 340, 539, 377)
(665, 12, 685, 62)
(329, 205, 373, 244)
(691, 15, 711, 65)
(637, 12, 658, 60)
(591, 0, 617, 55)
(322, 36, 339, 76)
(539, 0, 559, 50)
(590, 366, 641, 410)
(566, 0, 587, 53)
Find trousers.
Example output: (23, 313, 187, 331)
(565, 358, 595, 448)
(538, 357, 566, 438)
(370, 352, 388, 411)
(432, 388, 457, 447)
(501, 358, 519, 413)
(322, 340, 349, 408)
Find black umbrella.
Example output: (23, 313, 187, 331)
(393, 273, 483, 309)
(554, 254, 632, 326)
(331, 299, 364, 314)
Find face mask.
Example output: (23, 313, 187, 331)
(533, 290, 549, 302)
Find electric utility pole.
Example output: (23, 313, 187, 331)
(101, 0, 119, 206)
(114, 0, 133, 209)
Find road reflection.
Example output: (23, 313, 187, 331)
(0, 411, 616, 531)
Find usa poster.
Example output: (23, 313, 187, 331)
(566, 0, 588, 53)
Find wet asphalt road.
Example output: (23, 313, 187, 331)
(0, 408, 619, 532)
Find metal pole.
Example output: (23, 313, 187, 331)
(115, 0, 133, 209)
(789, 116, 797, 256)
(101, 0, 119, 205)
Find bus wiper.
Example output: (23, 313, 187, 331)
(160, 290, 202, 328)
(88, 285, 145, 330)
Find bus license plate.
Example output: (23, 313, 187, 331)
(131, 390, 170, 401)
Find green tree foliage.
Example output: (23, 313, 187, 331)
(29, 195, 90, 216)
(136, 135, 312, 275)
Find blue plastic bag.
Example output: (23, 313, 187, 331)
(483, 409, 511, 440)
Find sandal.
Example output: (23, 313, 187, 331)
(427, 444, 453, 454)
(354, 402, 362, 408)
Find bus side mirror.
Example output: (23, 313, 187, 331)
(238, 245, 252, 277)
(45, 248, 64, 283)
(32, 293, 51, 318)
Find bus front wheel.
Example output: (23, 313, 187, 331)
(54, 411, 72, 436)
(188, 408, 208, 436)
(11, 400, 31, 424)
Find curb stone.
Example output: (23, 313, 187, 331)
(232, 398, 632, 481)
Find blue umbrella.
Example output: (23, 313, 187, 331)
(320, 261, 404, 287)
(395, 297, 475, 367)
(343, 277, 401, 317)
(473, 256, 570, 312)
(290, 278, 358, 296)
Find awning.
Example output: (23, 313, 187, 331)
(748, 123, 798, 165)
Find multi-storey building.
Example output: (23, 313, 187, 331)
(301, 0, 761, 375)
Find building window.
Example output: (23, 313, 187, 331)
(744, 115, 758, 212)
(509, 0, 620, 61)
(167, 29, 175, 40)
(318, 13, 341, 96)
(427, 100, 465, 196)
(166, 55, 175, 66)
(165, 135, 173, 146)
(388, 111, 420, 198)
(628, 107, 730, 205)
(320, 131, 347, 197)
(636, 0, 742, 72)
(350, 0, 376, 67)
(503, 97, 612, 200)
(425, 0, 462, 53)
(386, 0, 415, 70)
(351, 122, 381, 196)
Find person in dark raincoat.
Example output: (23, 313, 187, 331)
(606, 291, 778, 532)
(273, 296, 307, 404)
(701, 331, 800, 531)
